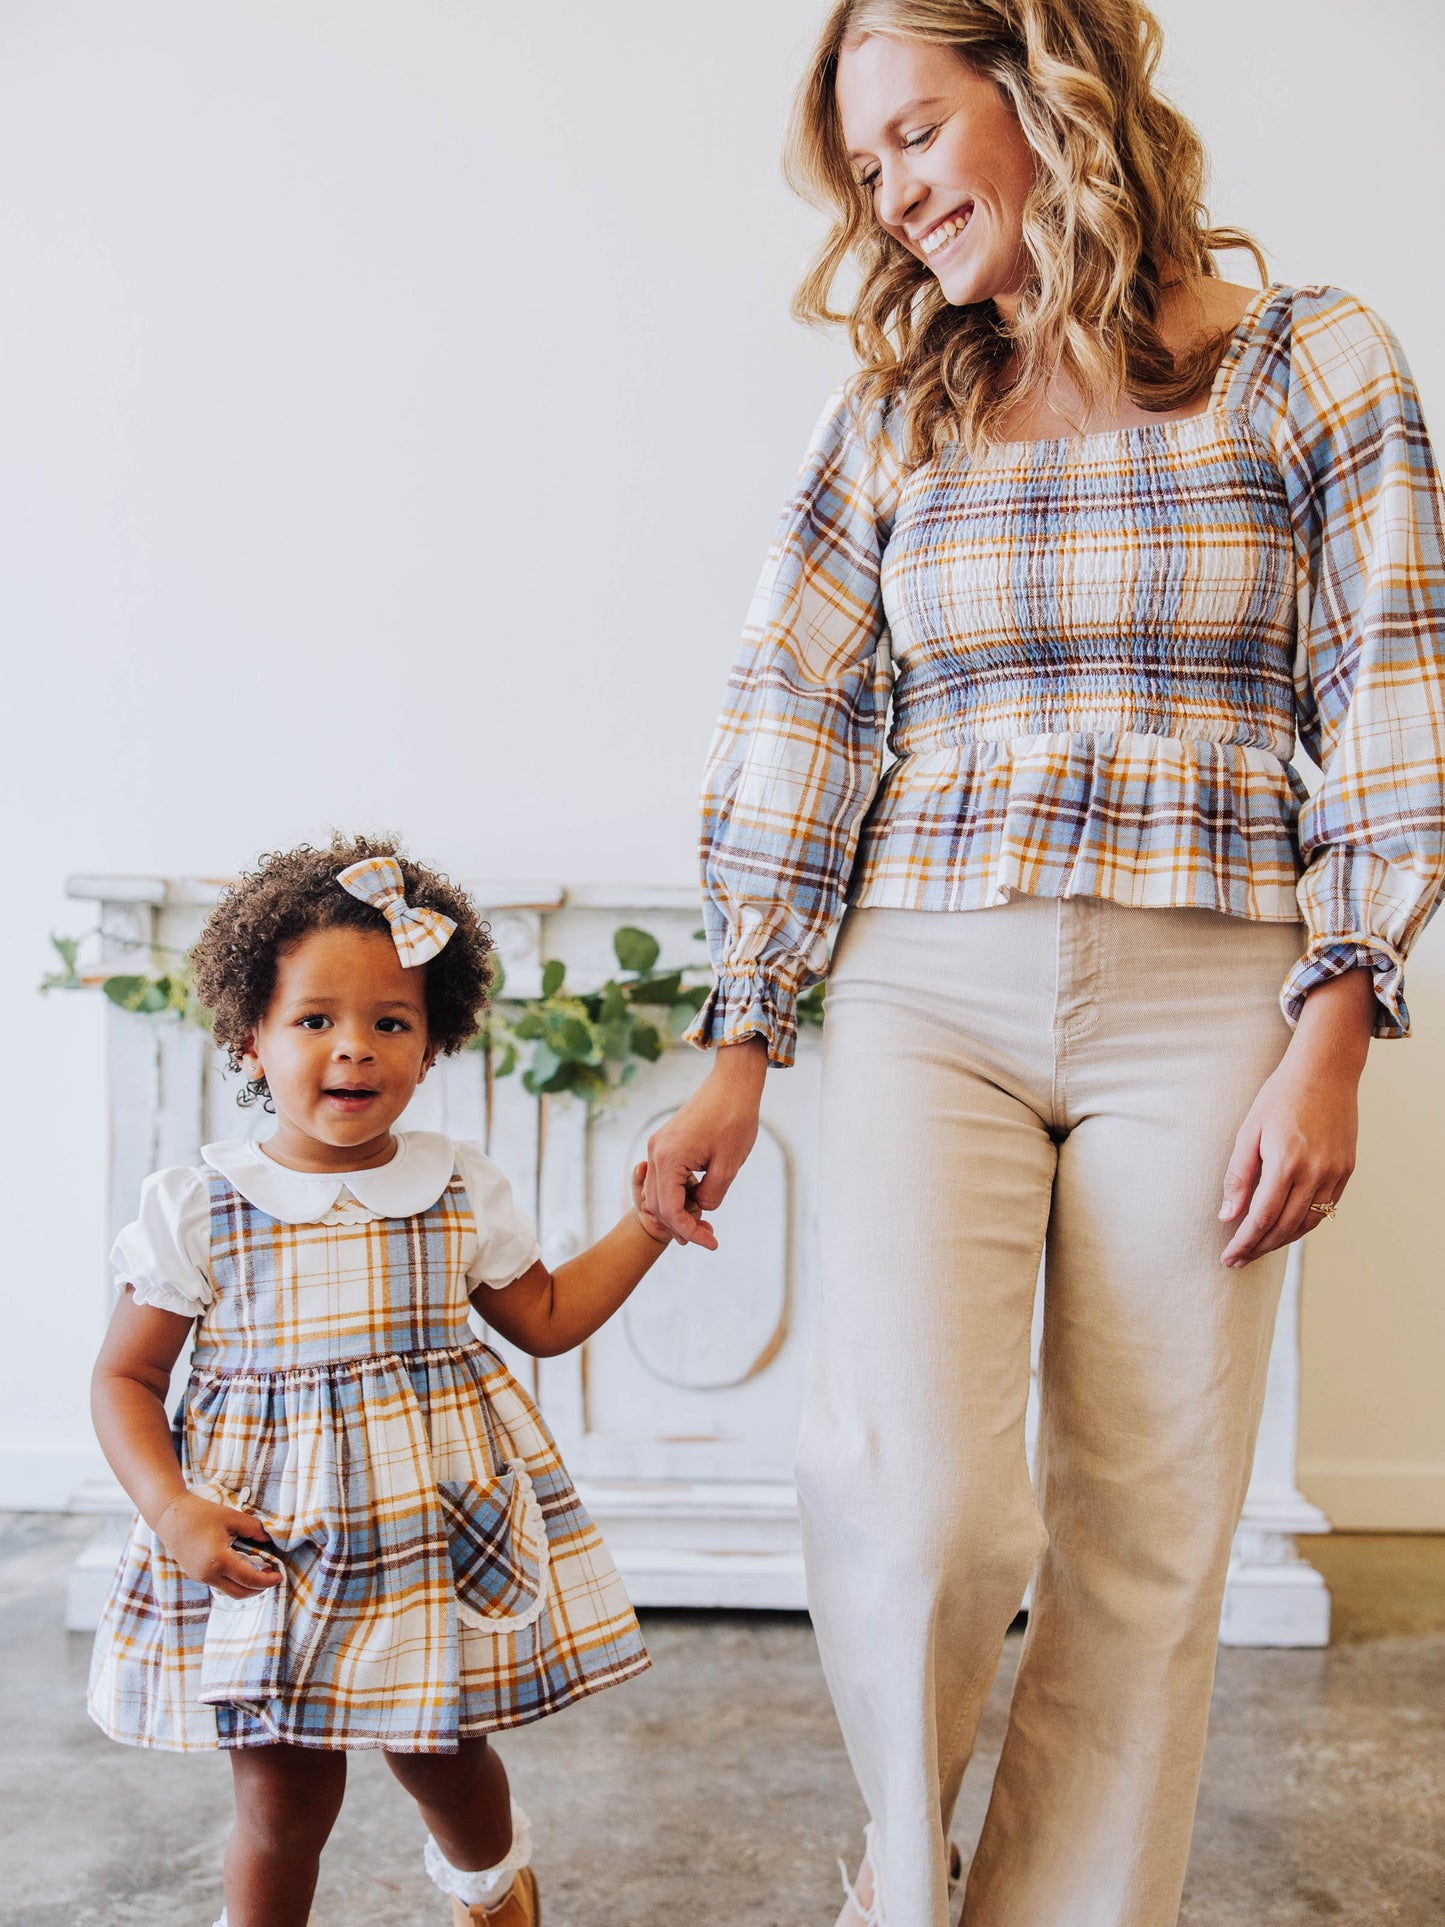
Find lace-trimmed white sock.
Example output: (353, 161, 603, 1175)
(423, 1801, 533, 1907)
(211, 1807, 532, 1926)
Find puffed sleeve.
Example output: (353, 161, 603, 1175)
(682, 384, 901, 1068)
(110, 1167, 214, 1316)
(455, 1142, 542, 1291)
(1271, 288, 1445, 1036)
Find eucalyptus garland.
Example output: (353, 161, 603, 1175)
(480, 924, 711, 1101)
(41, 923, 826, 1102)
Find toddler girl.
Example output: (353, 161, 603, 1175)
(88, 835, 691, 1927)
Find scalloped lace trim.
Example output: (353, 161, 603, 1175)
(424, 1801, 533, 1904)
(452, 1461, 551, 1636)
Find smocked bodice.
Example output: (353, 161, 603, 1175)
(686, 284, 1445, 1064)
(881, 411, 1297, 759)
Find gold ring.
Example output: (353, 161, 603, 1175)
(1308, 1199, 1338, 1220)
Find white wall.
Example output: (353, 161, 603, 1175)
(2, 0, 1441, 1521)
(1147, 0, 1445, 1527)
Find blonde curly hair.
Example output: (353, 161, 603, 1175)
(785, 0, 1267, 462)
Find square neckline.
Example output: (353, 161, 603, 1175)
(961, 282, 1281, 460)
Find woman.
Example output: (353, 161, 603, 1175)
(644, 4, 1445, 1923)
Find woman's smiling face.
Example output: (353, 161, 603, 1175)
(836, 33, 1035, 312)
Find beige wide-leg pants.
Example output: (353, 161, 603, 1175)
(796, 897, 1305, 1927)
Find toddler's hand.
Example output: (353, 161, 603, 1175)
(155, 1492, 279, 1599)
(631, 1161, 710, 1248)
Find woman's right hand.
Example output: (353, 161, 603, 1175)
(154, 1492, 279, 1598)
(644, 1037, 769, 1246)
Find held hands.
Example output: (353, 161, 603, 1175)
(154, 1492, 279, 1599)
(629, 1161, 699, 1245)
(641, 1038, 767, 1247)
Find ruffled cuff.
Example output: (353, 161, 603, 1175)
(682, 969, 800, 1068)
(1280, 937, 1410, 1039)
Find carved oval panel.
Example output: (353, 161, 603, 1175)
(622, 1111, 790, 1391)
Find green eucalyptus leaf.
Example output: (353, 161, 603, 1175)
(538, 1056, 578, 1095)
(597, 1017, 630, 1062)
(540, 958, 566, 998)
(693, 927, 706, 941)
(613, 926, 660, 975)
(494, 1043, 517, 1077)
(523, 1057, 576, 1096)
(102, 975, 147, 1009)
(599, 980, 627, 1025)
(136, 978, 172, 1014)
(631, 1020, 663, 1063)
(488, 953, 506, 996)
(673, 981, 711, 1013)
(513, 1010, 545, 1041)
(529, 1040, 562, 1085)
(552, 1015, 596, 1060)
(796, 983, 827, 1027)
(39, 931, 85, 993)
(631, 970, 682, 1007)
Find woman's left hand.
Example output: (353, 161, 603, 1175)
(1219, 968, 1376, 1268)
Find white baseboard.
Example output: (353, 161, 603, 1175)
(616, 1547, 809, 1611)
(1299, 1463, 1445, 1530)
(1219, 1552, 1330, 1647)
(0, 1446, 108, 1512)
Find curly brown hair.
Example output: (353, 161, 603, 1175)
(190, 833, 494, 1100)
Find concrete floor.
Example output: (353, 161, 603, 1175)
(2, 1518, 1442, 1926)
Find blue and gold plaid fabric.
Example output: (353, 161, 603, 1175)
(335, 854, 457, 968)
(685, 285, 1445, 1064)
(88, 1170, 649, 1753)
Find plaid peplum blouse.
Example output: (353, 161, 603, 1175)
(685, 285, 1445, 1066)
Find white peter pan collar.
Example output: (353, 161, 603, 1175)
(201, 1131, 458, 1225)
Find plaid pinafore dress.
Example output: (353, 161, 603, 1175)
(88, 1153, 649, 1752)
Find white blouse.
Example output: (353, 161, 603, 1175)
(112, 1132, 541, 1318)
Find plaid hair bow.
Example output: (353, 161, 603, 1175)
(335, 856, 456, 967)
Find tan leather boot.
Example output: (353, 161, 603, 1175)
(448, 1867, 540, 1926)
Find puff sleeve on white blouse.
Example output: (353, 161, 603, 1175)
(455, 1142, 542, 1291)
(110, 1167, 215, 1317)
